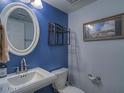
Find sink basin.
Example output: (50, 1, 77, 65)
(6, 67, 56, 93)
(8, 71, 44, 86)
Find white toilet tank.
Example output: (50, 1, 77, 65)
(52, 68, 68, 90)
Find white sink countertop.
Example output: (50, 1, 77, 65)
(0, 67, 57, 93)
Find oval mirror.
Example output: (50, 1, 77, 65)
(7, 8, 34, 51)
(0, 2, 40, 56)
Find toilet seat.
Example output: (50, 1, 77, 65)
(59, 86, 85, 93)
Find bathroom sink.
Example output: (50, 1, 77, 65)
(7, 71, 44, 86)
(6, 67, 56, 93)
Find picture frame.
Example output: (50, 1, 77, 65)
(83, 13, 124, 41)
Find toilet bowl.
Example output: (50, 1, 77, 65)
(52, 68, 85, 93)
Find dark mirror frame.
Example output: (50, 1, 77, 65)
(83, 13, 124, 42)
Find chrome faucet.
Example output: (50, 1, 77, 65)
(21, 58, 28, 73)
(15, 58, 29, 74)
(14, 58, 28, 74)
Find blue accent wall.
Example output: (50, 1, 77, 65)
(0, 0, 68, 93)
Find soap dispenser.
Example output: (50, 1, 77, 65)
(0, 63, 7, 78)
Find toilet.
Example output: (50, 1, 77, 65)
(52, 68, 85, 93)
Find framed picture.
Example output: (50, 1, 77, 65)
(83, 13, 124, 41)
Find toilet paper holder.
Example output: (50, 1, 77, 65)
(88, 74, 101, 83)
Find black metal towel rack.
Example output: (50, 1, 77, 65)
(48, 23, 70, 46)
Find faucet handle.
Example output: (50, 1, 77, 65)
(13, 67, 20, 74)
(24, 64, 29, 72)
(25, 64, 29, 67)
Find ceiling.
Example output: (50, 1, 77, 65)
(10, 8, 32, 22)
(43, 0, 98, 13)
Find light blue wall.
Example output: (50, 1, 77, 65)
(0, 0, 68, 93)
(69, 0, 124, 93)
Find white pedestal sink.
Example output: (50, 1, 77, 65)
(0, 67, 56, 93)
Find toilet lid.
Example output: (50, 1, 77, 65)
(59, 86, 85, 93)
